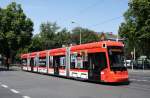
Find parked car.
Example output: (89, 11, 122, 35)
(134, 56, 150, 69)
(124, 60, 132, 67)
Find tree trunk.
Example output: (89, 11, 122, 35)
(6, 57, 10, 70)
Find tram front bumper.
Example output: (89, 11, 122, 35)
(104, 71, 129, 83)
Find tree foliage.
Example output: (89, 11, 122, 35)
(27, 23, 99, 52)
(28, 34, 42, 52)
(55, 28, 71, 47)
(0, 2, 33, 67)
(39, 22, 60, 49)
(119, 0, 150, 58)
(71, 27, 99, 44)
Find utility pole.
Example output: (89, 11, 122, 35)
(71, 21, 82, 44)
(79, 28, 81, 44)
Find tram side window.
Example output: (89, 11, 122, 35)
(95, 52, 107, 70)
(76, 56, 83, 69)
(34, 57, 39, 66)
(77, 52, 88, 70)
(70, 54, 76, 69)
(49, 56, 53, 68)
(83, 61, 88, 70)
(82, 52, 88, 70)
(70, 53, 88, 70)
(53, 56, 65, 68)
(60, 57, 66, 69)
(39, 57, 46, 67)
(100, 52, 107, 69)
(88, 52, 107, 70)
(30, 58, 34, 67)
(22, 59, 27, 66)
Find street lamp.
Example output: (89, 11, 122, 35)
(71, 21, 82, 45)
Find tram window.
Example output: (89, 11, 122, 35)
(70, 53, 88, 70)
(83, 61, 88, 70)
(49, 56, 53, 68)
(53, 57, 59, 67)
(76, 56, 83, 69)
(70, 62, 75, 69)
(99, 52, 107, 69)
(34, 57, 38, 66)
(82, 52, 88, 61)
(60, 57, 66, 69)
(30, 58, 34, 67)
(53, 56, 65, 68)
(22, 59, 27, 66)
(39, 57, 46, 67)
(71, 54, 76, 62)
(70, 54, 77, 69)
(89, 52, 107, 70)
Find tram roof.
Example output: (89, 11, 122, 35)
(70, 41, 123, 51)
(21, 53, 28, 58)
(21, 41, 123, 58)
(48, 48, 66, 56)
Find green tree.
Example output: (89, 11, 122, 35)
(71, 27, 99, 44)
(0, 2, 33, 69)
(55, 28, 71, 47)
(119, 0, 150, 58)
(28, 34, 43, 52)
(39, 22, 60, 49)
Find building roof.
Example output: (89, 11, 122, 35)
(98, 32, 123, 41)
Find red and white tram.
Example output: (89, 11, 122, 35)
(21, 41, 128, 83)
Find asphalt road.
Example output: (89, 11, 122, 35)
(0, 67, 150, 98)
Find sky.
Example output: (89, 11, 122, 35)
(0, 0, 129, 34)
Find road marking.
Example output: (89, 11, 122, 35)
(0, 83, 30, 98)
(22, 96, 31, 98)
(1, 84, 8, 88)
(10, 89, 20, 93)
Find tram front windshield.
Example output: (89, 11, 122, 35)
(108, 47, 127, 71)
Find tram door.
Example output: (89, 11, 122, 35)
(53, 56, 60, 75)
(88, 52, 107, 81)
(30, 58, 34, 72)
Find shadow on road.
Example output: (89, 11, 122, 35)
(43, 73, 130, 86)
(84, 80, 130, 86)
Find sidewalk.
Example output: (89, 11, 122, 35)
(0, 65, 21, 71)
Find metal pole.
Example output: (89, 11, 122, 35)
(47, 51, 49, 73)
(132, 60, 133, 70)
(80, 29, 81, 44)
(71, 21, 82, 45)
(143, 59, 144, 71)
(134, 47, 135, 61)
(66, 47, 70, 77)
(132, 47, 135, 70)
(131, 51, 134, 70)
(116, 32, 118, 42)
